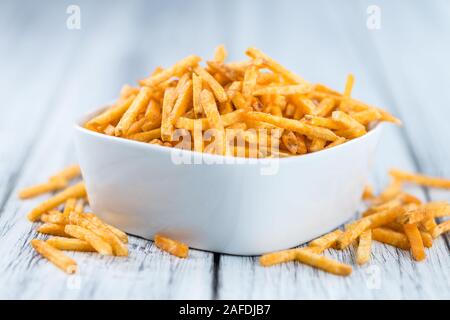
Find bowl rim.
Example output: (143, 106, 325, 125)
(74, 104, 386, 164)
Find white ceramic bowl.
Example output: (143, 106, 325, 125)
(74, 106, 384, 255)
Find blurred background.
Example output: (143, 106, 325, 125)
(1, 0, 450, 182)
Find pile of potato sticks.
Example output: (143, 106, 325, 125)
(260, 169, 450, 276)
(20, 165, 188, 274)
(84, 45, 400, 156)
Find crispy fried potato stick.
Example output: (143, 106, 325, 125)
(129, 128, 161, 142)
(343, 74, 354, 98)
(335, 218, 371, 250)
(431, 220, 450, 238)
(83, 213, 128, 244)
(389, 169, 450, 189)
(19, 178, 67, 200)
(63, 198, 77, 220)
(140, 55, 201, 87)
(160, 87, 177, 141)
(253, 84, 312, 96)
(192, 73, 203, 117)
(372, 228, 410, 250)
(259, 249, 298, 266)
(385, 222, 433, 248)
(85, 95, 135, 130)
(38, 223, 70, 237)
(351, 108, 382, 125)
(194, 66, 228, 103)
(325, 137, 346, 149)
(356, 229, 372, 265)
(115, 86, 152, 136)
(332, 111, 366, 137)
(295, 249, 352, 276)
(313, 97, 335, 117)
(46, 237, 95, 252)
(31, 239, 77, 274)
(41, 210, 66, 225)
(50, 164, 81, 182)
(27, 182, 86, 221)
(154, 234, 189, 258)
(201, 89, 225, 154)
(65, 224, 113, 256)
(309, 229, 343, 250)
(304, 115, 344, 130)
(213, 44, 227, 63)
(403, 223, 426, 261)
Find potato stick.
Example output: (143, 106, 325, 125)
(200, 89, 224, 131)
(368, 205, 406, 228)
(356, 230, 372, 265)
(242, 64, 258, 97)
(422, 217, 437, 233)
(213, 44, 227, 63)
(74, 199, 85, 214)
(245, 112, 338, 141)
(389, 169, 450, 189)
(257, 72, 281, 85)
(372, 179, 402, 204)
(31, 239, 77, 274)
(351, 108, 382, 125)
(377, 108, 402, 125)
(115, 86, 152, 136)
(400, 192, 422, 205)
(362, 185, 374, 200)
(325, 137, 346, 149)
(259, 249, 298, 266)
(362, 197, 404, 217)
(332, 111, 366, 136)
(63, 198, 77, 219)
(65, 225, 113, 256)
(253, 84, 312, 96)
(309, 138, 326, 153)
(245, 47, 309, 85)
(85, 95, 135, 129)
(303, 115, 345, 130)
(313, 97, 335, 117)
(226, 81, 242, 98)
(19, 178, 67, 200)
(160, 87, 177, 141)
(192, 73, 203, 117)
(41, 210, 66, 225)
(144, 99, 162, 123)
(314, 83, 343, 96)
(46, 237, 95, 252)
(343, 74, 354, 98)
(372, 228, 410, 250)
(281, 131, 300, 154)
(431, 220, 450, 238)
(193, 121, 204, 153)
(168, 80, 193, 126)
(194, 66, 228, 103)
(140, 55, 201, 87)
(334, 128, 365, 139)
(69, 212, 128, 256)
(398, 205, 435, 225)
(287, 95, 315, 115)
(38, 223, 70, 237)
(295, 249, 352, 276)
(207, 61, 240, 81)
(154, 234, 189, 258)
(83, 213, 128, 244)
(27, 182, 86, 221)
(309, 229, 343, 249)
(387, 222, 433, 248)
(49, 164, 81, 182)
(104, 124, 115, 135)
(335, 218, 371, 250)
(126, 117, 146, 136)
(403, 224, 426, 261)
(231, 92, 252, 111)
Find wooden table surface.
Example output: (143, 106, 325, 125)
(1, 0, 449, 299)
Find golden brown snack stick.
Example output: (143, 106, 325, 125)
(246, 47, 309, 85)
(259, 249, 298, 266)
(245, 112, 338, 141)
(372, 228, 410, 250)
(74, 198, 85, 214)
(19, 178, 67, 200)
(295, 249, 352, 276)
(38, 223, 71, 237)
(356, 229, 372, 265)
(201, 89, 225, 154)
(335, 218, 371, 250)
(69, 212, 128, 256)
(403, 223, 426, 261)
(128, 128, 161, 142)
(304, 115, 344, 130)
(242, 65, 258, 98)
(385, 221, 433, 248)
(41, 210, 66, 225)
(343, 74, 354, 98)
(49, 164, 81, 182)
(192, 73, 203, 117)
(253, 84, 312, 96)
(65, 225, 113, 256)
(154, 234, 189, 258)
(140, 55, 201, 87)
(351, 108, 382, 125)
(313, 97, 335, 117)
(194, 66, 228, 103)
(160, 87, 177, 141)
(27, 182, 86, 221)
(431, 220, 450, 238)
(115, 86, 152, 136)
(83, 213, 128, 244)
(168, 80, 193, 127)
(85, 95, 135, 129)
(372, 178, 402, 204)
(63, 198, 77, 219)
(332, 111, 366, 137)
(31, 239, 77, 274)
(308, 229, 343, 250)
(389, 169, 450, 189)
(367, 205, 406, 228)
(213, 44, 227, 63)
(309, 138, 326, 153)
(325, 137, 346, 149)
(46, 237, 95, 252)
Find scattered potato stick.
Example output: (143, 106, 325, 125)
(27, 182, 87, 221)
(83, 213, 128, 244)
(367, 205, 406, 229)
(63, 198, 77, 219)
(46, 237, 95, 252)
(38, 223, 70, 237)
(356, 230, 372, 265)
(154, 234, 189, 258)
(194, 66, 228, 103)
(431, 220, 450, 238)
(362, 197, 404, 217)
(31, 239, 77, 274)
(140, 55, 201, 87)
(259, 249, 298, 266)
(309, 229, 343, 250)
(403, 223, 426, 261)
(389, 169, 450, 189)
(385, 222, 433, 248)
(372, 179, 402, 204)
(85, 95, 135, 130)
(397, 204, 435, 225)
(65, 225, 113, 256)
(421, 217, 438, 233)
(295, 249, 352, 276)
(115, 86, 152, 136)
(41, 210, 66, 225)
(335, 218, 371, 250)
(372, 228, 410, 250)
(49, 165, 81, 182)
(19, 178, 67, 200)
